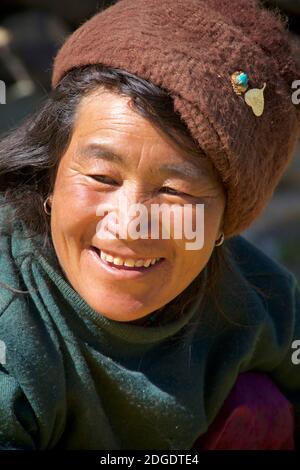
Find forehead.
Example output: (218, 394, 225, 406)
(75, 90, 157, 141)
(72, 89, 219, 180)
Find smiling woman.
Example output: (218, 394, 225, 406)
(0, 0, 300, 452)
(46, 85, 226, 322)
(0, 64, 230, 327)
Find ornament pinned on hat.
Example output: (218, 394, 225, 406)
(231, 71, 266, 117)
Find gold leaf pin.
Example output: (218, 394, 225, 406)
(231, 71, 266, 117)
(244, 83, 266, 117)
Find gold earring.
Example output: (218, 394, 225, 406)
(215, 232, 224, 247)
(43, 196, 52, 216)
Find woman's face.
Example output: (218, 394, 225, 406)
(49, 89, 226, 322)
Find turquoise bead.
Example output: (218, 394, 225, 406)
(236, 73, 248, 86)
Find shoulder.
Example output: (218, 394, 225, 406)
(0, 196, 34, 313)
(227, 234, 297, 290)
(0, 205, 17, 312)
(225, 235, 298, 324)
(0, 201, 22, 312)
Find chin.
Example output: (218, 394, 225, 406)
(90, 307, 152, 323)
(80, 289, 159, 322)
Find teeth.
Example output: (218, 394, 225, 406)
(100, 250, 108, 262)
(124, 259, 135, 267)
(100, 249, 160, 268)
(135, 259, 145, 267)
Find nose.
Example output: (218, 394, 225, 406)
(105, 186, 154, 241)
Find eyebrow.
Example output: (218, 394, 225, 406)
(76, 143, 212, 181)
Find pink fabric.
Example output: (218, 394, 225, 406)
(193, 372, 295, 450)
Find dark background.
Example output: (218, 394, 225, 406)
(0, 0, 300, 282)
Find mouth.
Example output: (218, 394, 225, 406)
(89, 246, 166, 274)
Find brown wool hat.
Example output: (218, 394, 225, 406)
(51, 0, 300, 239)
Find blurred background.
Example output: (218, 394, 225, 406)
(0, 0, 299, 283)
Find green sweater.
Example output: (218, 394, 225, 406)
(0, 203, 300, 450)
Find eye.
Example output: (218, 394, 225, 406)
(89, 175, 118, 185)
(160, 186, 186, 196)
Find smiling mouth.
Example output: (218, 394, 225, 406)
(90, 247, 166, 272)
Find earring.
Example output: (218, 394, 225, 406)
(215, 232, 225, 247)
(43, 196, 52, 216)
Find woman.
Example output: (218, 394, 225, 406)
(0, 0, 299, 450)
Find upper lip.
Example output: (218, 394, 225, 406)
(92, 246, 163, 260)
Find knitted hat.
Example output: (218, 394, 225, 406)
(51, 0, 300, 239)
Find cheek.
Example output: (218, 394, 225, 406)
(171, 202, 222, 276)
(172, 201, 222, 244)
(176, 239, 212, 274)
(51, 174, 103, 243)
(203, 197, 225, 234)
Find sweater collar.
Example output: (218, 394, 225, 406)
(16, 224, 208, 344)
